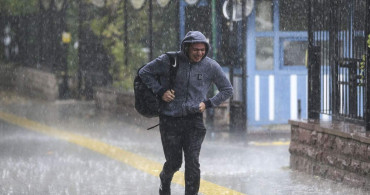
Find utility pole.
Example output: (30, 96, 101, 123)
(78, 0, 83, 98)
(148, 0, 153, 60)
(228, 0, 247, 132)
(124, 0, 128, 66)
(241, 0, 247, 131)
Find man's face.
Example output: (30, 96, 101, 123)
(188, 43, 206, 63)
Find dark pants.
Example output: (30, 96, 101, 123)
(159, 114, 206, 195)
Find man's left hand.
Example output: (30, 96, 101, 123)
(199, 102, 206, 113)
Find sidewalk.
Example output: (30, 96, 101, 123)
(0, 88, 291, 143)
(0, 89, 369, 195)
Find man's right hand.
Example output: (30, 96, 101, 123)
(162, 90, 175, 102)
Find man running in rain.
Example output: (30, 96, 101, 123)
(139, 31, 233, 195)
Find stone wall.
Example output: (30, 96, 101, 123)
(94, 87, 230, 129)
(14, 67, 59, 101)
(0, 64, 15, 89)
(94, 87, 158, 127)
(94, 87, 135, 113)
(289, 120, 370, 190)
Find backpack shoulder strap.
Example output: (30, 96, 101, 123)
(165, 52, 178, 67)
(165, 52, 179, 90)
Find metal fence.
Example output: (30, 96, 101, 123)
(307, 0, 370, 129)
(0, 14, 39, 66)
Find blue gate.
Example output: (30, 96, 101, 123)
(247, 0, 308, 126)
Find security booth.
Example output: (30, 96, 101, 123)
(179, 0, 309, 130)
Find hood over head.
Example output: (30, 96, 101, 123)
(181, 31, 210, 59)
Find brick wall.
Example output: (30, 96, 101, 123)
(289, 120, 370, 190)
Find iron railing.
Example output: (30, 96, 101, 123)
(0, 15, 39, 66)
(308, 0, 370, 129)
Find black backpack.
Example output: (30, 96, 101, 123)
(134, 52, 178, 120)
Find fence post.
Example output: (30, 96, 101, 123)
(307, 0, 320, 121)
(308, 46, 321, 120)
(366, 0, 370, 131)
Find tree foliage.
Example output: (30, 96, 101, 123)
(0, 0, 39, 15)
(0, 0, 179, 91)
(86, 1, 178, 90)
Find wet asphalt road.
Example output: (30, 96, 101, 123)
(0, 94, 369, 195)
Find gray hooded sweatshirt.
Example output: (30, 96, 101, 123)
(139, 31, 233, 117)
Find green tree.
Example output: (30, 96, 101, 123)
(0, 0, 179, 91)
(0, 0, 39, 15)
(87, 0, 178, 91)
